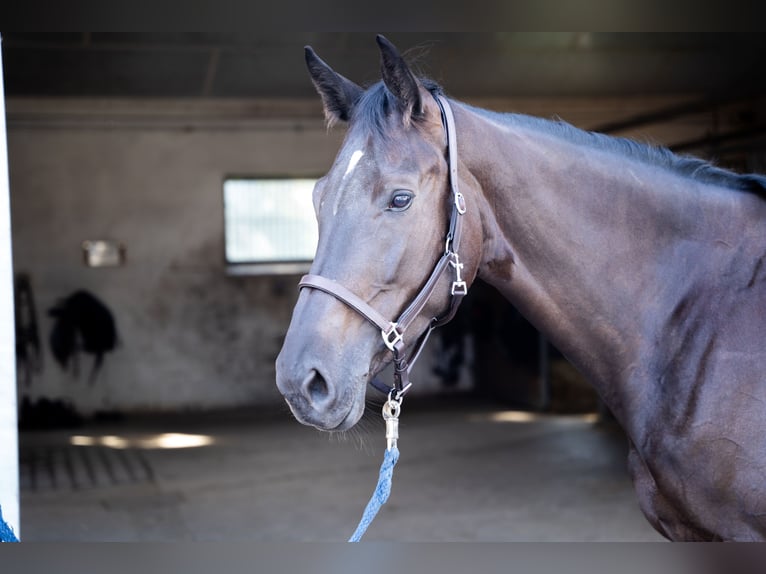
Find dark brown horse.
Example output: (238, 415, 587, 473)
(276, 36, 766, 541)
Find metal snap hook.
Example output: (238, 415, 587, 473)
(382, 398, 401, 451)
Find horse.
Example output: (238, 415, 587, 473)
(276, 35, 766, 541)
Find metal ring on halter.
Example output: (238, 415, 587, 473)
(390, 382, 413, 402)
(383, 395, 401, 415)
(444, 233, 454, 256)
(381, 323, 404, 352)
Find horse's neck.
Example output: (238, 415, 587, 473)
(457, 104, 739, 422)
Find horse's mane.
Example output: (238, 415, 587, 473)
(493, 109, 766, 194)
(353, 80, 766, 195)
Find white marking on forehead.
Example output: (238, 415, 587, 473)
(343, 150, 365, 179)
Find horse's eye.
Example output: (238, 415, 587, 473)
(388, 191, 413, 211)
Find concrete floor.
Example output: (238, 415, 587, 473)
(18, 393, 665, 542)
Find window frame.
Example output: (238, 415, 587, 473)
(222, 175, 320, 276)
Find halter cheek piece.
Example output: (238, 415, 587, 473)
(298, 95, 468, 397)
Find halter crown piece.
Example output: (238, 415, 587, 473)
(298, 94, 468, 399)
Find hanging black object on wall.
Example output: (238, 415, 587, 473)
(14, 273, 43, 386)
(48, 290, 118, 383)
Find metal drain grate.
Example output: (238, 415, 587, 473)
(20, 445, 154, 492)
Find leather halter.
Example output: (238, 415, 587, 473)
(298, 95, 468, 397)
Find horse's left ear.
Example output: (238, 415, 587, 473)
(305, 46, 364, 125)
(376, 35, 423, 122)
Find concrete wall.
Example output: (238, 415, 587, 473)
(9, 100, 351, 414)
(6, 95, 739, 415)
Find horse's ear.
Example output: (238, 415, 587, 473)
(376, 34, 423, 122)
(305, 46, 363, 125)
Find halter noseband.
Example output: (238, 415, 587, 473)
(298, 95, 468, 397)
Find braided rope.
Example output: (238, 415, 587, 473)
(0, 504, 18, 542)
(348, 446, 399, 542)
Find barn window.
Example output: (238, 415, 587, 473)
(223, 177, 319, 275)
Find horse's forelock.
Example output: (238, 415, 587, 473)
(350, 79, 444, 140)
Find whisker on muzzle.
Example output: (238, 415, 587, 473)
(325, 397, 386, 454)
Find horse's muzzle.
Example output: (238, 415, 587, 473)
(276, 348, 364, 431)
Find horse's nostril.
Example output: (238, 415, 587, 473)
(304, 369, 330, 403)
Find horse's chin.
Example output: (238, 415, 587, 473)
(321, 402, 364, 432)
(286, 389, 366, 432)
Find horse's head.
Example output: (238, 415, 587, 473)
(276, 36, 479, 431)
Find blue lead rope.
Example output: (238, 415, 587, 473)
(0, 504, 19, 543)
(348, 446, 400, 542)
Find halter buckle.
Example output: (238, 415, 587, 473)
(454, 192, 466, 215)
(449, 253, 468, 296)
(451, 281, 468, 296)
(382, 322, 403, 352)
